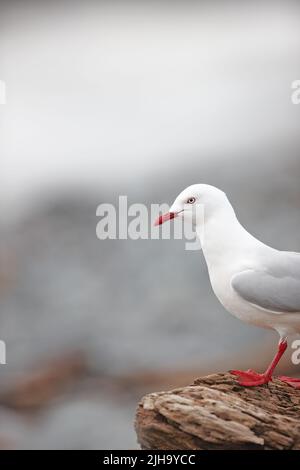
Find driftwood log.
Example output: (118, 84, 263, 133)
(135, 373, 300, 450)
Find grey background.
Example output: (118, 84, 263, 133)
(0, 0, 300, 449)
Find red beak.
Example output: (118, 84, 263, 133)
(154, 212, 176, 226)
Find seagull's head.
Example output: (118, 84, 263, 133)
(154, 184, 228, 227)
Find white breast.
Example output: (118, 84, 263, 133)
(199, 217, 283, 332)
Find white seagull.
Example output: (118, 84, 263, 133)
(154, 184, 300, 388)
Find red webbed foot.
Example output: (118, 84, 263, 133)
(278, 376, 300, 389)
(230, 369, 271, 387)
(230, 340, 288, 387)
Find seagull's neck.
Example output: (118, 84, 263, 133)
(197, 200, 257, 269)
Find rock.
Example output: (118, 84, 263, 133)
(135, 373, 300, 450)
(0, 353, 86, 410)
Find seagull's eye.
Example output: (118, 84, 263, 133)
(186, 197, 196, 204)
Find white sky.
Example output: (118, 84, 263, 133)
(0, 1, 300, 216)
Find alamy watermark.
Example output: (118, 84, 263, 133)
(0, 340, 6, 365)
(289, 80, 300, 365)
(96, 196, 204, 250)
(0, 80, 6, 104)
(291, 340, 300, 365)
(291, 79, 300, 105)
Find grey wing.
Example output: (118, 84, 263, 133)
(231, 251, 300, 314)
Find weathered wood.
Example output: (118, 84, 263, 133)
(135, 373, 300, 450)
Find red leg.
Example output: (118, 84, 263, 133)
(230, 339, 287, 387)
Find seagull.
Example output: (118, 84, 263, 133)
(154, 184, 300, 388)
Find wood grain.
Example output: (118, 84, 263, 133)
(135, 373, 300, 450)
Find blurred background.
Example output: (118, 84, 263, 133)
(0, 0, 300, 449)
